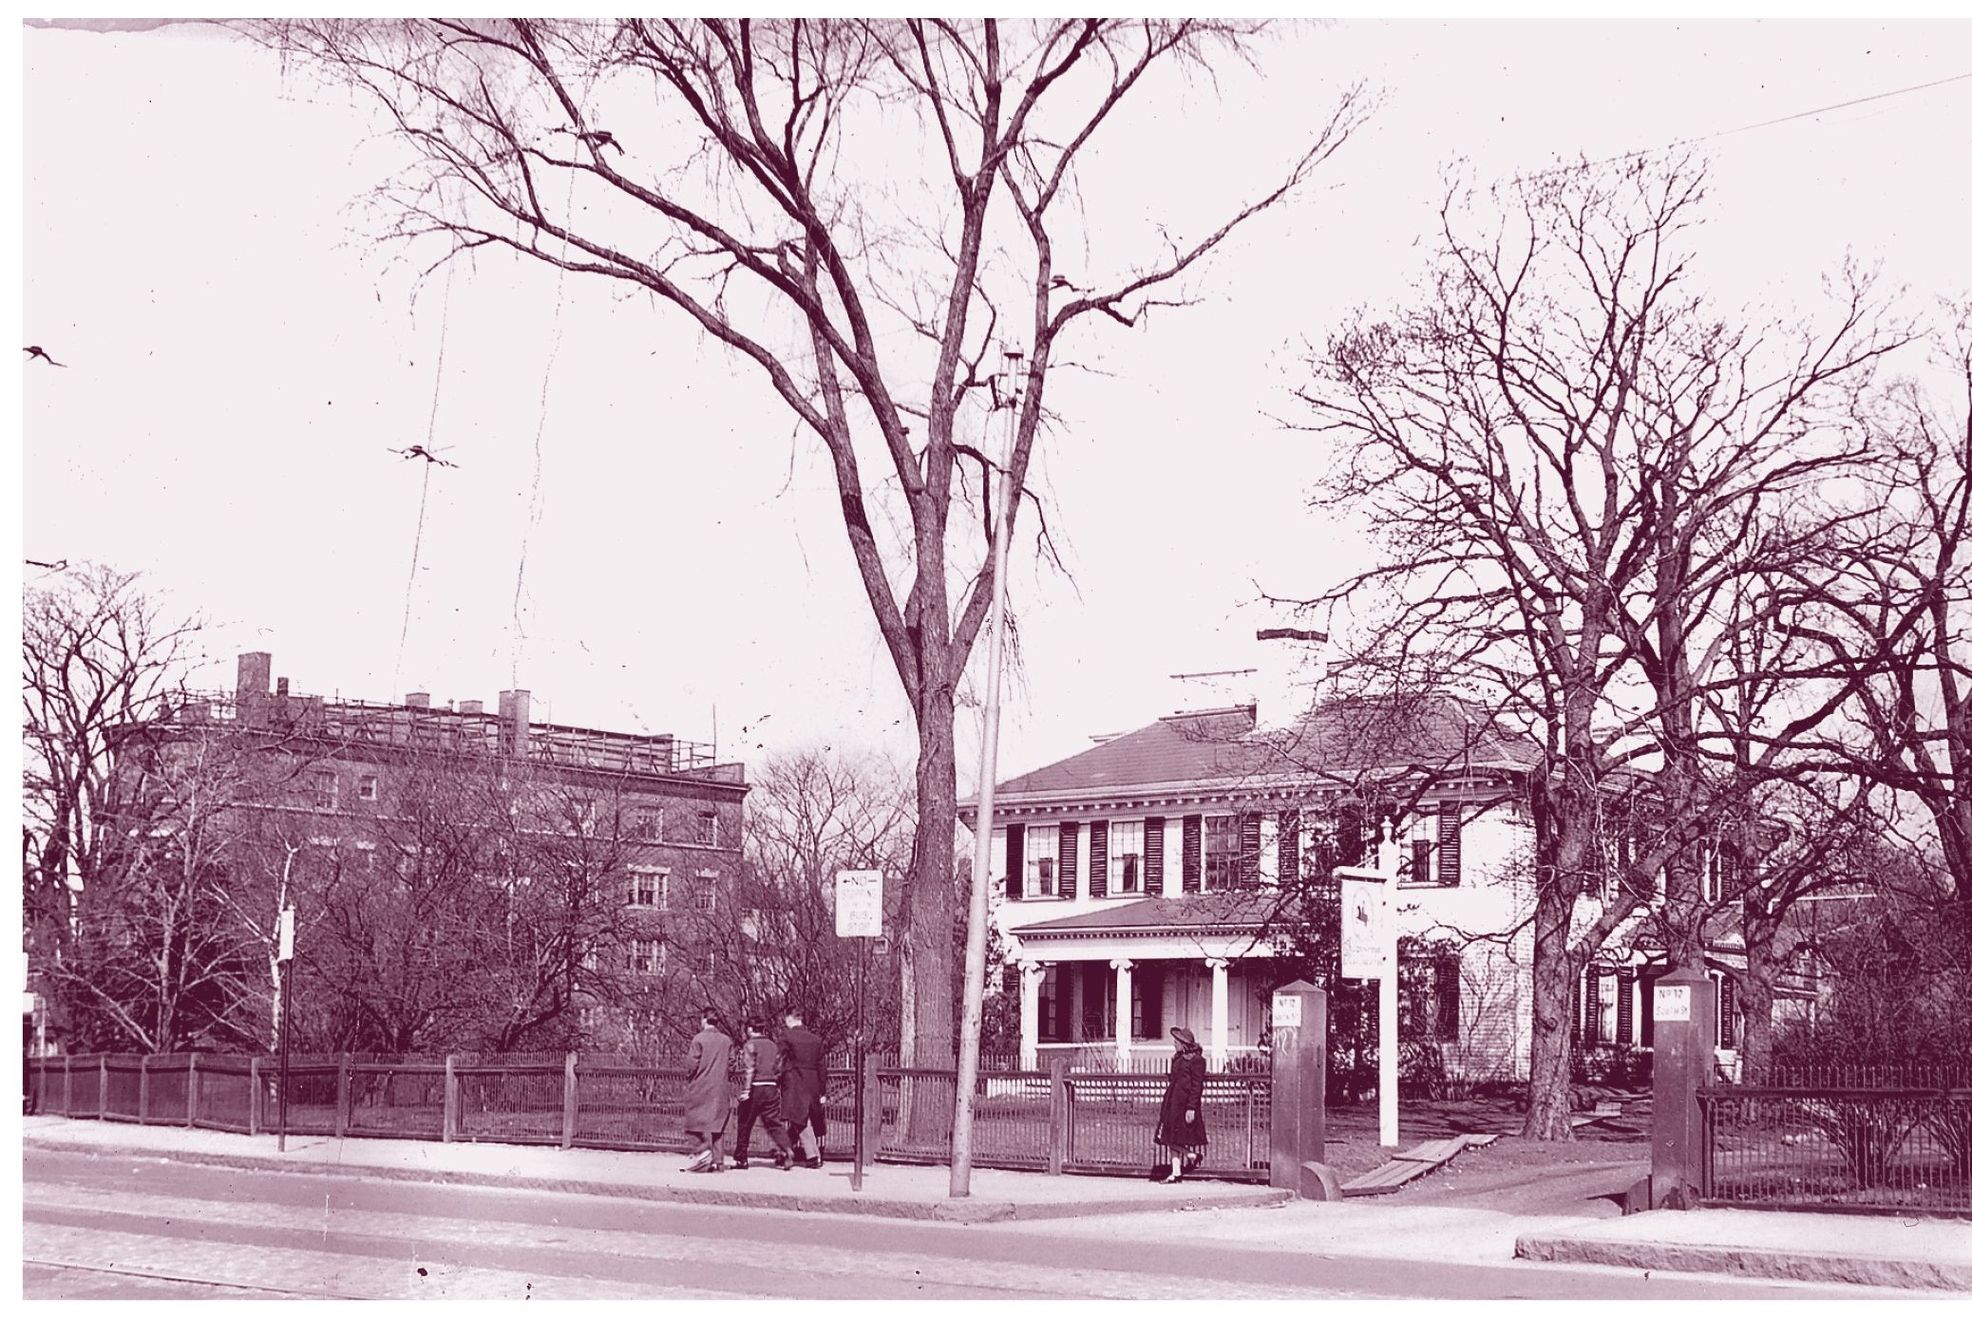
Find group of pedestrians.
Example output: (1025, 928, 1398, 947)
(680, 1008, 829, 1174)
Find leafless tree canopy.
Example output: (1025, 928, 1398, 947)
(265, 17, 1366, 1066)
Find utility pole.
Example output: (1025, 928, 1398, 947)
(950, 346, 1022, 1197)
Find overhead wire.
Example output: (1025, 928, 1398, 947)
(392, 258, 457, 699)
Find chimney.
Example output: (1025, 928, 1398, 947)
(498, 689, 532, 757)
(459, 700, 483, 715)
(236, 652, 272, 700)
(276, 676, 289, 697)
(1251, 626, 1328, 732)
(406, 692, 431, 709)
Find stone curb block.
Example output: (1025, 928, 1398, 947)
(1514, 1232, 1972, 1294)
(26, 1136, 1288, 1225)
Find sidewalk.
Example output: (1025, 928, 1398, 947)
(1516, 1208, 1972, 1292)
(20, 1116, 1286, 1225)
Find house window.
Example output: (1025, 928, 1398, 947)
(1026, 824, 1060, 898)
(1108, 821, 1143, 895)
(695, 811, 719, 846)
(356, 774, 378, 803)
(1399, 951, 1462, 1042)
(630, 809, 662, 842)
(628, 868, 667, 908)
(1202, 815, 1237, 890)
(1038, 965, 1064, 1042)
(694, 873, 717, 912)
(307, 769, 338, 811)
(627, 939, 662, 974)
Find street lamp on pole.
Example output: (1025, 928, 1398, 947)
(950, 345, 1022, 1198)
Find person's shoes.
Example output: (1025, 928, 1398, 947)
(731, 1159, 749, 1170)
(800, 1157, 823, 1169)
(774, 1151, 792, 1171)
(684, 1150, 711, 1172)
(1149, 1165, 1170, 1183)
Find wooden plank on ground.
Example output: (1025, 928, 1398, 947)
(1340, 1159, 1436, 1196)
(1392, 1137, 1467, 1164)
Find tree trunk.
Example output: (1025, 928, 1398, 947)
(1523, 875, 1577, 1140)
(907, 688, 957, 1069)
(1735, 970, 1775, 1083)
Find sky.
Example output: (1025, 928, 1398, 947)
(15, 16, 1972, 794)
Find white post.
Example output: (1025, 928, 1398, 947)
(1019, 963, 1044, 1071)
(1378, 818, 1399, 1149)
(1111, 958, 1134, 1067)
(1207, 958, 1230, 1070)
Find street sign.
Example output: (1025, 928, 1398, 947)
(1654, 983, 1691, 1022)
(1272, 991, 1302, 1030)
(278, 907, 296, 962)
(834, 869, 883, 938)
(1339, 877, 1390, 979)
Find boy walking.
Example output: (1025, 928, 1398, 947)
(734, 1019, 793, 1170)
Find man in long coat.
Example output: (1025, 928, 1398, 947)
(682, 1008, 732, 1173)
(776, 1010, 828, 1168)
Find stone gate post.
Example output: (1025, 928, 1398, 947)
(1268, 979, 1340, 1200)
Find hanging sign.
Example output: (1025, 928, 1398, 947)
(834, 870, 884, 938)
(1340, 877, 1391, 979)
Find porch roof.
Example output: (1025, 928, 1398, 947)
(1010, 891, 1288, 941)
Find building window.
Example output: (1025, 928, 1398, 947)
(1026, 824, 1060, 898)
(307, 769, 338, 811)
(1202, 815, 1237, 891)
(1038, 965, 1064, 1042)
(1108, 821, 1143, 895)
(627, 939, 662, 975)
(1399, 950, 1462, 1042)
(353, 841, 377, 874)
(628, 868, 667, 908)
(630, 809, 662, 842)
(694, 811, 719, 846)
(693, 874, 717, 912)
(356, 773, 378, 803)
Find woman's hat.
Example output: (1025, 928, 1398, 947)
(1169, 1026, 1198, 1048)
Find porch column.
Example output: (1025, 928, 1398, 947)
(1019, 962, 1046, 1071)
(1110, 958, 1134, 1066)
(1207, 957, 1231, 1069)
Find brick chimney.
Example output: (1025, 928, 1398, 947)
(459, 700, 483, 715)
(406, 692, 431, 709)
(498, 689, 532, 757)
(236, 652, 272, 700)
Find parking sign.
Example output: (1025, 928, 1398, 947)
(834, 869, 884, 938)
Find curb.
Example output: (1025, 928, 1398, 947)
(1513, 1232, 1972, 1293)
(26, 1135, 1289, 1225)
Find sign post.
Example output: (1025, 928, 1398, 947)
(276, 905, 295, 1153)
(834, 869, 884, 1192)
(1339, 861, 1399, 1148)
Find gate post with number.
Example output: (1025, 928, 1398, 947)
(1649, 966, 1716, 1209)
(1269, 979, 1340, 1200)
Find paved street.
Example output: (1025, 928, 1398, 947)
(23, 1147, 1907, 1300)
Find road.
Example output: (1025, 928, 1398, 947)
(22, 1147, 1892, 1300)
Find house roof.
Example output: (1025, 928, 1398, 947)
(1012, 891, 1290, 939)
(986, 694, 1541, 806)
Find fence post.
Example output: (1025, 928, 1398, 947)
(138, 1054, 151, 1123)
(442, 1054, 458, 1143)
(1047, 1056, 1068, 1175)
(1648, 966, 1716, 1210)
(1269, 979, 1339, 1199)
(334, 1053, 351, 1138)
(187, 1053, 200, 1127)
(63, 1054, 73, 1116)
(561, 1052, 578, 1151)
(861, 1053, 881, 1161)
(249, 1057, 261, 1136)
(99, 1056, 108, 1119)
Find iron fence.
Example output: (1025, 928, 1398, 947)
(1700, 1066, 1972, 1215)
(28, 1051, 1275, 1182)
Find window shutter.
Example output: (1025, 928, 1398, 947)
(1087, 822, 1108, 899)
(1182, 815, 1203, 894)
(1570, 972, 1583, 1044)
(1436, 802, 1462, 886)
(1336, 802, 1365, 868)
(1588, 969, 1607, 1044)
(1616, 967, 1636, 1045)
(1005, 824, 1025, 901)
(1434, 954, 1461, 1042)
(1145, 817, 1165, 896)
(1059, 822, 1079, 900)
(1237, 812, 1261, 888)
(1278, 810, 1300, 886)
(1718, 975, 1737, 1049)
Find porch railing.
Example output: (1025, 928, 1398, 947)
(29, 1051, 1273, 1182)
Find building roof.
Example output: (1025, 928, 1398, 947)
(1012, 890, 1292, 939)
(987, 694, 1541, 806)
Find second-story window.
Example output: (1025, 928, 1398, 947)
(630, 809, 662, 842)
(1026, 824, 1060, 898)
(1109, 820, 1143, 895)
(1202, 815, 1237, 890)
(628, 868, 667, 908)
(307, 769, 338, 812)
(695, 810, 719, 846)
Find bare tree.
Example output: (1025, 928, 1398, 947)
(264, 17, 1367, 1067)
(1293, 154, 1903, 1135)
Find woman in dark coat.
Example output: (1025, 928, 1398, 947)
(1153, 1026, 1208, 1183)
